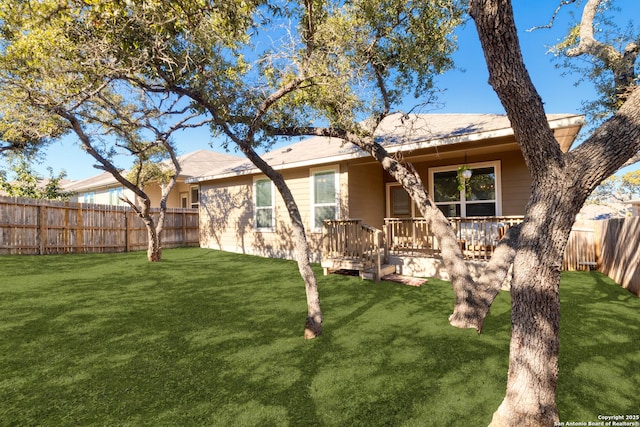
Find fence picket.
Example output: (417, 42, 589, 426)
(0, 196, 199, 255)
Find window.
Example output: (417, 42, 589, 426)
(386, 184, 424, 218)
(180, 193, 188, 208)
(109, 188, 123, 206)
(83, 192, 95, 204)
(311, 167, 339, 231)
(190, 186, 199, 209)
(254, 178, 274, 230)
(430, 162, 500, 217)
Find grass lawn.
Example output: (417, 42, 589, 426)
(1, 248, 638, 426)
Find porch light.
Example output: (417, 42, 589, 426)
(461, 168, 473, 180)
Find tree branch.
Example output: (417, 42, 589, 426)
(527, 0, 577, 32)
(470, 0, 563, 174)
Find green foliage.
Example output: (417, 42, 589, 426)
(0, 248, 637, 425)
(125, 145, 176, 187)
(2, 0, 464, 154)
(456, 164, 471, 197)
(588, 169, 640, 203)
(0, 155, 72, 200)
(550, 1, 640, 122)
(264, 0, 465, 132)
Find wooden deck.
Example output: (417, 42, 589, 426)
(321, 255, 396, 282)
(321, 219, 387, 282)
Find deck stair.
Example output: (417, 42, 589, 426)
(360, 263, 397, 281)
(321, 219, 392, 283)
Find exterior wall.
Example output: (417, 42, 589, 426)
(389, 254, 511, 288)
(347, 162, 385, 228)
(347, 148, 531, 221)
(198, 164, 348, 262)
(499, 151, 531, 215)
(75, 181, 196, 208)
(198, 146, 531, 263)
(77, 187, 135, 206)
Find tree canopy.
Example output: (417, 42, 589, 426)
(0, 154, 71, 200)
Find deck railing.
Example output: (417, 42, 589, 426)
(384, 216, 524, 260)
(322, 219, 384, 275)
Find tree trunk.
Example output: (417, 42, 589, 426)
(237, 141, 323, 338)
(146, 219, 162, 262)
(138, 196, 162, 262)
(471, 0, 640, 423)
(490, 177, 578, 426)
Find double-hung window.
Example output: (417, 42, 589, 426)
(430, 161, 501, 217)
(109, 187, 123, 206)
(311, 167, 339, 231)
(190, 186, 200, 209)
(83, 192, 95, 204)
(254, 178, 275, 231)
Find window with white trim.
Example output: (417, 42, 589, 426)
(109, 187, 123, 206)
(190, 186, 199, 209)
(254, 178, 275, 231)
(83, 192, 95, 204)
(386, 183, 424, 218)
(429, 161, 501, 217)
(311, 167, 339, 231)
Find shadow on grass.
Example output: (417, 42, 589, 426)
(557, 271, 640, 422)
(0, 249, 637, 426)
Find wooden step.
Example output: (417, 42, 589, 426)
(360, 264, 397, 281)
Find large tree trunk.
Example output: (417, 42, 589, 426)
(471, 1, 640, 425)
(490, 181, 576, 426)
(237, 141, 323, 339)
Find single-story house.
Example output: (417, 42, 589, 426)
(625, 199, 640, 216)
(189, 113, 584, 279)
(64, 150, 241, 208)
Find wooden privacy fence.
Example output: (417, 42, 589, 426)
(596, 217, 640, 296)
(563, 217, 639, 296)
(0, 196, 199, 255)
(563, 220, 599, 271)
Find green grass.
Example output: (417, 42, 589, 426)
(0, 248, 638, 426)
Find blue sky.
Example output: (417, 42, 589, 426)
(26, 0, 640, 180)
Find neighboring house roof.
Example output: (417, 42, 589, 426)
(577, 203, 630, 220)
(64, 149, 241, 193)
(188, 113, 584, 183)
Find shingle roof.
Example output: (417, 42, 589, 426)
(64, 149, 241, 192)
(190, 113, 584, 183)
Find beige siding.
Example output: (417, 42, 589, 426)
(199, 165, 347, 261)
(199, 176, 253, 255)
(76, 182, 194, 209)
(348, 162, 385, 228)
(198, 147, 531, 262)
(349, 148, 530, 219)
(499, 151, 530, 215)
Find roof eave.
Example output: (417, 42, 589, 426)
(188, 114, 585, 184)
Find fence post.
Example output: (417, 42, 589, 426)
(182, 210, 187, 244)
(125, 211, 131, 253)
(63, 201, 70, 254)
(76, 203, 83, 253)
(37, 204, 45, 255)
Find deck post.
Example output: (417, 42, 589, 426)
(375, 229, 383, 283)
